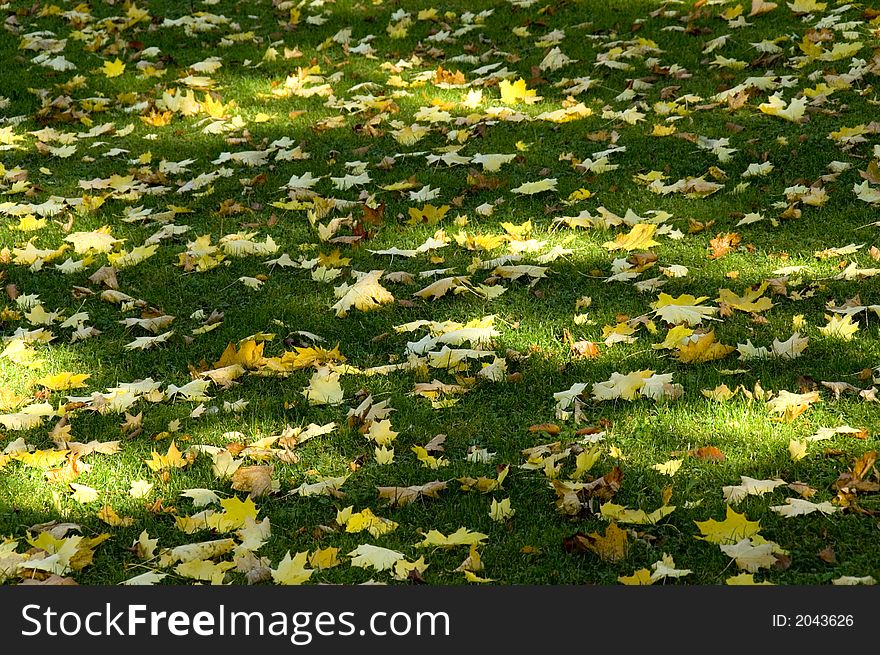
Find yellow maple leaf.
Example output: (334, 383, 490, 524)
(214, 340, 265, 369)
(392, 556, 429, 581)
(129, 479, 154, 498)
(365, 419, 398, 446)
(200, 93, 231, 119)
(619, 568, 654, 585)
(572, 447, 601, 480)
(140, 109, 173, 126)
(407, 204, 449, 225)
(567, 187, 592, 201)
(107, 244, 158, 269)
(375, 445, 395, 465)
(695, 506, 761, 545)
(603, 223, 660, 251)
(717, 282, 774, 313)
(176, 559, 235, 584)
(412, 445, 449, 469)
(720, 538, 779, 572)
(580, 522, 629, 562)
(348, 544, 405, 571)
(674, 331, 735, 363)
(766, 390, 820, 422)
(391, 124, 429, 146)
(702, 384, 737, 402)
(102, 58, 126, 78)
(413, 276, 469, 301)
(499, 78, 537, 104)
(293, 475, 348, 498)
(650, 553, 692, 581)
(726, 572, 774, 585)
(144, 441, 187, 472)
(652, 459, 683, 476)
(14, 215, 47, 231)
(600, 502, 676, 525)
(200, 365, 245, 389)
(788, 0, 825, 12)
(453, 544, 484, 577)
(453, 231, 507, 251)
(316, 249, 351, 268)
(279, 344, 345, 369)
(203, 496, 260, 533)
(97, 504, 134, 527)
(511, 178, 557, 195)
(302, 367, 344, 405)
(818, 314, 858, 340)
(591, 370, 654, 401)
(132, 530, 158, 560)
(340, 507, 398, 538)
(25, 304, 60, 326)
(271, 551, 314, 585)
(45, 451, 89, 484)
(416, 528, 488, 549)
(652, 124, 677, 136)
(0, 388, 28, 411)
(788, 439, 808, 461)
(308, 547, 340, 570)
(0, 339, 40, 369)
(26, 532, 108, 575)
(34, 372, 90, 391)
(602, 322, 636, 345)
(15, 449, 69, 468)
(653, 325, 694, 350)
(64, 227, 121, 254)
(722, 476, 787, 503)
(70, 483, 99, 504)
(331, 270, 394, 317)
(489, 498, 515, 522)
(158, 538, 236, 567)
(758, 95, 806, 122)
(651, 293, 718, 325)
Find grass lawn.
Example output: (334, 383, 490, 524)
(1, 0, 879, 585)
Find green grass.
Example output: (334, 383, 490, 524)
(1, 0, 879, 585)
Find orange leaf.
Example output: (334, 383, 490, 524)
(572, 340, 600, 359)
(45, 453, 90, 484)
(690, 446, 727, 461)
(709, 232, 741, 260)
(528, 423, 561, 436)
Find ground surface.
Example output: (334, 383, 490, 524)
(1, 0, 879, 585)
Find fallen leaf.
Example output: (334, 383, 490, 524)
(564, 522, 629, 562)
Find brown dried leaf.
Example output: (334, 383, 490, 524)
(818, 546, 837, 564)
(230, 465, 275, 498)
(424, 434, 446, 453)
(19, 575, 78, 586)
(88, 266, 119, 290)
(377, 481, 447, 507)
(788, 482, 817, 499)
